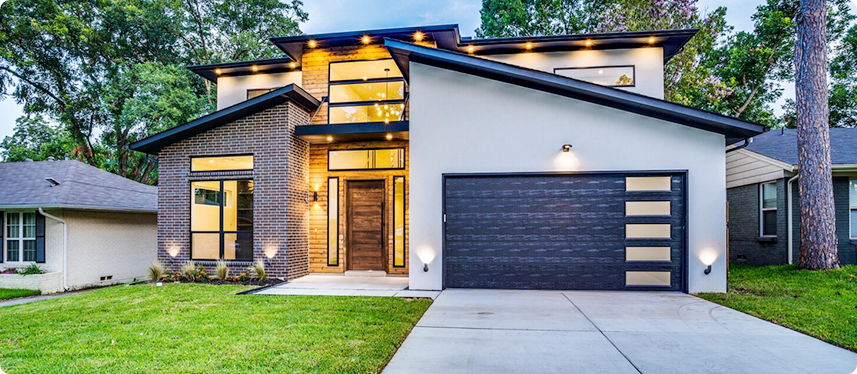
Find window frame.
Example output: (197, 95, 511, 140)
(246, 88, 277, 100)
(190, 179, 254, 262)
(759, 181, 778, 238)
(327, 177, 339, 266)
(327, 148, 406, 171)
(190, 154, 254, 172)
(5, 211, 37, 263)
(327, 58, 408, 124)
(554, 65, 636, 87)
(850, 179, 856, 239)
(393, 176, 406, 268)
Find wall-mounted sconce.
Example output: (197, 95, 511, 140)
(699, 248, 717, 275)
(312, 191, 319, 202)
(423, 263, 429, 272)
(704, 265, 712, 275)
(562, 144, 572, 152)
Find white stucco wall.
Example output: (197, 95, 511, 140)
(407, 62, 727, 293)
(216, 71, 302, 109)
(64, 210, 157, 289)
(484, 47, 665, 99)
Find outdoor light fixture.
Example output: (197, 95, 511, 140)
(251, 65, 258, 72)
(585, 39, 593, 47)
(214, 68, 222, 75)
(467, 45, 475, 53)
(423, 263, 429, 272)
(308, 40, 317, 48)
(311, 191, 319, 202)
(289, 62, 297, 68)
(699, 249, 717, 275)
(326, 136, 333, 142)
(704, 265, 712, 275)
(648, 36, 656, 44)
(361, 35, 371, 44)
(562, 144, 572, 152)
(525, 42, 533, 50)
(386, 133, 393, 140)
(413, 31, 424, 41)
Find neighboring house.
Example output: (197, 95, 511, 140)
(0, 160, 157, 291)
(726, 128, 857, 265)
(130, 25, 766, 293)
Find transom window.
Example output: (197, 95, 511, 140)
(191, 180, 254, 261)
(328, 149, 405, 171)
(328, 59, 406, 124)
(191, 155, 254, 172)
(555, 65, 635, 87)
(760, 182, 777, 237)
(6, 212, 36, 262)
(247, 88, 276, 100)
(850, 179, 856, 239)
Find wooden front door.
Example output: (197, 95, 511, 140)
(347, 180, 385, 271)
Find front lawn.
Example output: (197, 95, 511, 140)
(698, 263, 857, 352)
(0, 288, 40, 301)
(0, 284, 431, 373)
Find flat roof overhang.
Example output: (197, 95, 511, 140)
(295, 121, 409, 144)
(188, 57, 299, 83)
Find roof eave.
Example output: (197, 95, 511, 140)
(0, 204, 157, 213)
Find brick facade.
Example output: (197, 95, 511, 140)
(728, 177, 857, 265)
(157, 101, 311, 279)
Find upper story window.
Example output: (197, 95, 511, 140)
(329, 148, 405, 171)
(328, 59, 406, 124)
(191, 155, 254, 172)
(555, 65, 635, 87)
(247, 88, 275, 100)
(760, 182, 777, 237)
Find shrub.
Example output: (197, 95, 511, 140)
(163, 269, 181, 282)
(181, 261, 198, 282)
(215, 260, 229, 280)
(1, 268, 15, 275)
(18, 264, 44, 275)
(251, 260, 266, 281)
(229, 271, 250, 282)
(148, 261, 165, 281)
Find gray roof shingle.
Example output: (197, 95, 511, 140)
(0, 160, 156, 212)
(745, 128, 857, 165)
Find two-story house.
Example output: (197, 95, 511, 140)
(130, 24, 766, 293)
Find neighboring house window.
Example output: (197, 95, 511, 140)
(328, 59, 406, 124)
(760, 182, 777, 237)
(850, 179, 857, 239)
(554, 65, 635, 87)
(328, 148, 405, 171)
(5, 212, 36, 262)
(247, 88, 276, 100)
(191, 180, 254, 261)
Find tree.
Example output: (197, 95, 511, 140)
(0, 115, 77, 162)
(828, 24, 857, 128)
(0, 0, 307, 183)
(794, 0, 838, 269)
(476, 0, 609, 37)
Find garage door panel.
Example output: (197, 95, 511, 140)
(443, 173, 686, 291)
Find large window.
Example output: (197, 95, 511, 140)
(850, 179, 856, 239)
(328, 149, 404, 171)
(192, 155, 253, 172)
(327, 177, 339, 266)
(6, 212, 36, 262)
(760, 182, 777, 237)
(328, 59, 406, 124)
(393, 176, 405, 267)
(555, 65, 635, 87)
(191, 180, 254, 261)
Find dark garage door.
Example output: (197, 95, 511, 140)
(443, 172, 686, 291)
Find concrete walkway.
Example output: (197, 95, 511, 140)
(252, 274, 440, 299)
(0, 289, 92, 308)
(383, 289, 857, 374)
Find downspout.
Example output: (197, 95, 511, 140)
(787, 173, 799, 264)
(38, 208, 68, 291)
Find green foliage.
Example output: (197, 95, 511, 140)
(0, 288, 40, 301)
(0, 115, 76, 162)
(0, 0, 307, 183)
(0, 284, 431, 372)
(251, 259, 266, 281)
(16, 264, 45, 275)
(180, 261, 209, 282)
(215, 259, 229, 279)
(147, 260, 165, 282)
(698, 264, 857, 352)
(476, 0, 609, 37)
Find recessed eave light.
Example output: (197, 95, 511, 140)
(214, 68, 222, 75)
(466, 45, 475, 53)
(584, 40, 593, 47)
(308, 40, 317, 48)
(414, 31, 424, 42)
(362, 35, 371, 44)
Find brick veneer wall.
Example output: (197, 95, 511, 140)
(157, 101, 311, 279)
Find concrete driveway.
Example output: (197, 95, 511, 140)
(383, 289, 857, 374)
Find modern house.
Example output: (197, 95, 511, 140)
(726, 128, 857, 265)
(130, 25, 766, 293)
(0, 160, 157, 292)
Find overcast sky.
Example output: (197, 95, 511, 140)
(1, 0, 854, 140)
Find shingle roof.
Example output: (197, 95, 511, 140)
(745, 128, 857, 165)
(0, 160, 157, 212)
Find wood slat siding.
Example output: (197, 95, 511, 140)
(301, 45, 409, 125)
(726, 150, 786, 189)
(443, 173, 685, 291)
(308, 141, 409, 274)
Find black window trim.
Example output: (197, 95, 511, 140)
(246, 88, 278, 100)
(190, 153, 255, 173)
(327, 147, 406, 171)
(327, 177, 339, 266)
(327, 58, 407, 124)
(190, 178, 254, 262)
(393, 175, 406, 268)
(553, 64, 636, 88)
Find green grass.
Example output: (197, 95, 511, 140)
(0, 284, 431, 373)
(697, 263, 857, 352)
(0, 288, 40, 301)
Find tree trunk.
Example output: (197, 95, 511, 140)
(795, 0, 839, 270)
